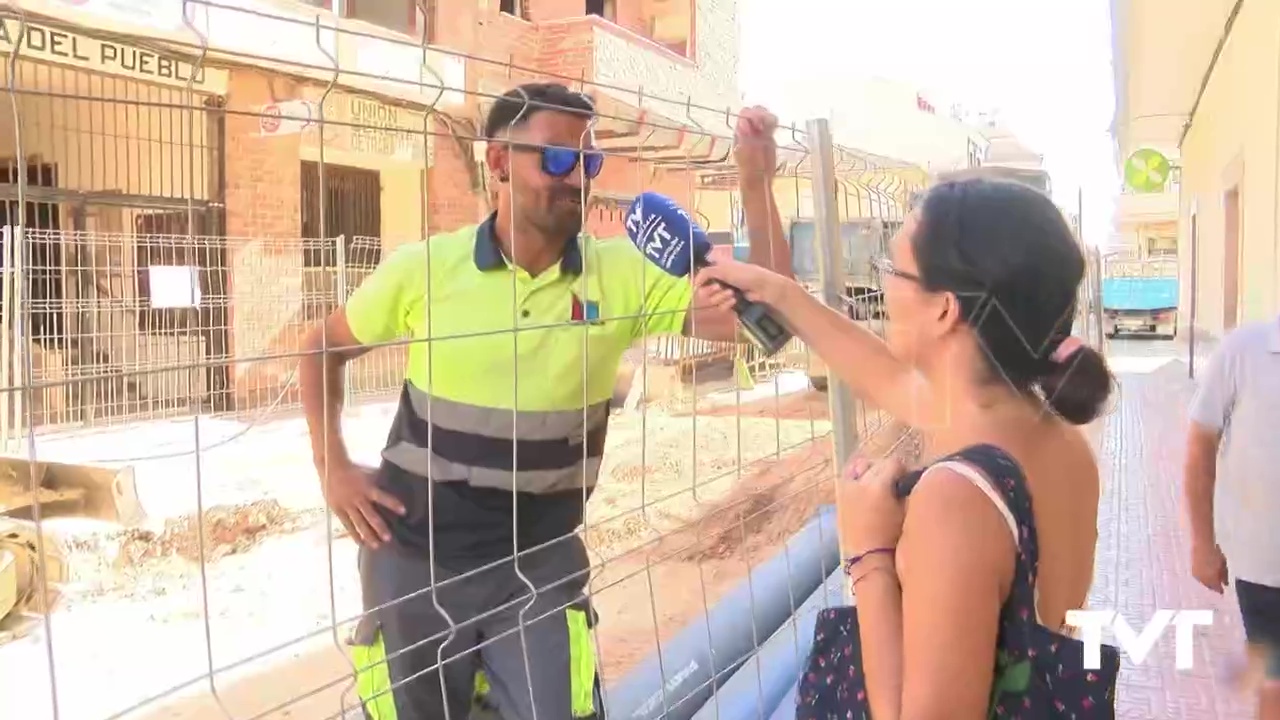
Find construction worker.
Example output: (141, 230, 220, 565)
(298, 82, 788, 720)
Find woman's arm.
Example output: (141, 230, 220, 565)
(771, 279, 929, 426)
(890, 469, 1016, 720)
(692, 258, 929, 426)
(852, 555, 905, 720)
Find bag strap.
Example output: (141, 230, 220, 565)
(904, 445, 1042, 621)
(922, 453, 1043, 626)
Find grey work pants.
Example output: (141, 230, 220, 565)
(351, 538, 599, 720)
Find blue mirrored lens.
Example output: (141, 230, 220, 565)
(541, 147, 579, 177)
(582, 151, 604, 179)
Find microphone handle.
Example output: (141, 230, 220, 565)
(715, 279, 755, 315)
(694, 260, 794, 357)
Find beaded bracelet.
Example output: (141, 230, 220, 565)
(850, 561, 896, 589)
(841, 547, 895, 576)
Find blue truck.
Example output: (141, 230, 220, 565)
(1101, 257, 1178, 339)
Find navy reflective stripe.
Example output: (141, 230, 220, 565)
(407, 385, 610, 441)
(404, 413, 608, 471)
(383, 384, 610, 494)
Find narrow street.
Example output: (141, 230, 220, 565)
(1094, 339, 1254, 719)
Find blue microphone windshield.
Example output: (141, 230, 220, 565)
(624, 191, 711, 278)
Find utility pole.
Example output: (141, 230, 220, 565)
(1077, 185, 1084, 244)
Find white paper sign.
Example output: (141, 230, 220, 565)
(148, 265, 201, 308)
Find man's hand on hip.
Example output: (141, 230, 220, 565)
(319, 461, 406, 548)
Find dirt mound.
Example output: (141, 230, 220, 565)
(683, 389, 834, 422)
(588, 419, 920, 680)
(670, 441, 834, 564)
(114, 500, 324, 564)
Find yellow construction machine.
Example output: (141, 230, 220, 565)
(0, 457, 144, 634)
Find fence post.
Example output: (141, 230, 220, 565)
(0, 225, 14, 452)
(1188, 211, 1199, 379)
(335, 234, 352, 407)
(805, 118, 858, 470)
(1091, 248, 1105, 349)
(1, 225, 28, 453)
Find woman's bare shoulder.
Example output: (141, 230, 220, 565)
(1041, 419, 1102, 504)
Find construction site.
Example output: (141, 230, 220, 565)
(0, 1, 1249, 719)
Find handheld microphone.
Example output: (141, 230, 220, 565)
(624, 192, 793, 356)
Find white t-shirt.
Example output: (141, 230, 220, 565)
(1189, 318, 1280, 588)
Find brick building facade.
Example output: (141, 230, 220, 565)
(218, 0, 741, 415)
(1, 0, 741, 431)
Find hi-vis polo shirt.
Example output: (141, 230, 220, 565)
(345, 213, 693, 565)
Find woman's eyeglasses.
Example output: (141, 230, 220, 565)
(871, 255, 921, 284)
(511, 143, 605, 180)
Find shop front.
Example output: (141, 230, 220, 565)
(0, 14, 229, 432)
(223, 72, 437, 411)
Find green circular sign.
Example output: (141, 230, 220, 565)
(1125, 148, 1172, 193)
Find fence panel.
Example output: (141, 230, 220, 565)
(0, 5, 919, 720)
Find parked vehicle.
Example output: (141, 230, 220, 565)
(785, 218, 897, 390)
(1101, 256, 1178, 339)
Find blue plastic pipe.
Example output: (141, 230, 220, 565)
(689, 569, 846, 720)
(603, 506, 839, 720)
(770, 685, 799, 720)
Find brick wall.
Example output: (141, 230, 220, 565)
(223, 68, 307, 411)
(426, 115, 486, 232)
(586, 154, 694, 236)
(535, 18, 595, 79)
(418, 3, 705, 240)
(192, 2, 732, 414)
(528, 0, 649, 41)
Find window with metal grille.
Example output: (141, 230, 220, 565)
(500, 0, 527, 19)
(300, 161, 382, 322)
(0, 162, 63, 349)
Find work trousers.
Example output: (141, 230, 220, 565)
(348, 539, 601, 720)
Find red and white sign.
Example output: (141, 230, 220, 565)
(257, 100, 318, 136)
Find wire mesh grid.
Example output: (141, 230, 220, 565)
(0, 3, 923, 719)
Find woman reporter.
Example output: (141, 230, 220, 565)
(696, 177, 1118, 719)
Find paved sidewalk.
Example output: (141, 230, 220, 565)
(1093, 340, 1254, 719)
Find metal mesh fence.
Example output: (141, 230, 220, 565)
(0, 3, 927, 719)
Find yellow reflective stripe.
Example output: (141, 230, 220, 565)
(349, 633, 397, 720)
(474, 669, 491, 701)
(567, 608, 598, 718)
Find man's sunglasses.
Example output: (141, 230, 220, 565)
(512, 143, 605, 180)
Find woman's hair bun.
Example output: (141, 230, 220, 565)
(1036, 344, 1114, 425)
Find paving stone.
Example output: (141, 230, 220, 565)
(1093, 343, 1254, 719)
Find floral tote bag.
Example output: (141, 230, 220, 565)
(796, 444, 1120, 719)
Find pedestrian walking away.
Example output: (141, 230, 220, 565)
(1185, 315, 1280, 719)
(297, 82, 790, 720)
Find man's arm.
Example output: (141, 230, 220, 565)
(741, 172, 791, 277)
(300, 313, 371, 472)
(1184, 340, 1236, 587)
(300, 244, 419, 472)
(681, 108, 790, 342)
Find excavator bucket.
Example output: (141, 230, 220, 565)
(0, 456, 145, 527)
(1, 516, 70, 633)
